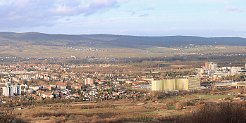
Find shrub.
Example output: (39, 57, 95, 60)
(0, 113, 27, 123)
(176, 102, 246, 123)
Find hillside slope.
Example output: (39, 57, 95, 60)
(1, 32, 246, 48)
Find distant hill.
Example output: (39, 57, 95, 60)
(1, 32, 246, 48)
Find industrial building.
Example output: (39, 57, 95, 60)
(188, 78, 201, 90)
(151, 78, 200, 91)
(214, 81, 246, 89)
(152, 80, 163, 91)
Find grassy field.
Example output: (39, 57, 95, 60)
(10, 93, 239, 123)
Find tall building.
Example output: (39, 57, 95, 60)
(204, 62, 209, 69)
(208, 62, 218, 71)
(2, 83, 14, 96)
(151, 78, 199, 91)
(84, 78, 94, 86)
(13, 84, 21, 95)
(2, 83, 22, 96)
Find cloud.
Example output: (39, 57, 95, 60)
(89, 0, 118, 8)
(0, 0, 123, 28)
(138, 14, 149, 17)
(128, 7, 153, 18)
(83, 0, 120, 15)
(226, 7, 244, 13)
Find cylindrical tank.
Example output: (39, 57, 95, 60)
(166, 79, 175, 91)
(176, 79, 189, 90)
(162, 80, 167, 91)
(152, 80, 163, 91)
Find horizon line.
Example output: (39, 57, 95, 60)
(0, 31, 245, 38)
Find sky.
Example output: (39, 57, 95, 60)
(0, 0, 245, 37)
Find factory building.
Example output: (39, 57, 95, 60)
(165, 79, 176, 91)
(175, 79, 189, 91)
(214, 81, 246, 89)
(188, 78, 201, 90)
(151, 78, 200, 91)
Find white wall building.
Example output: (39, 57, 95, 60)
(13, 84, 21, 95)
(2, 83, 14, 96)
(230, 67, 242, 76)
(208, 62, 218, 71)
(2, 83, 23, 96)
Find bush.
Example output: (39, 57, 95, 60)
(0, 113, 27, 123)
(167, 105, 176, 110)
(176, 102, 246, 123)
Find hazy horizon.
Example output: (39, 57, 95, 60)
(0, 0, 245, 37)
(1, 31, 246, 38)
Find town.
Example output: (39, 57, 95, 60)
(1, 0, 246, 122)
(1, 61, 245, 102)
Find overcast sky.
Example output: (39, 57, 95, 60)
(0, 0, 245, 36)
